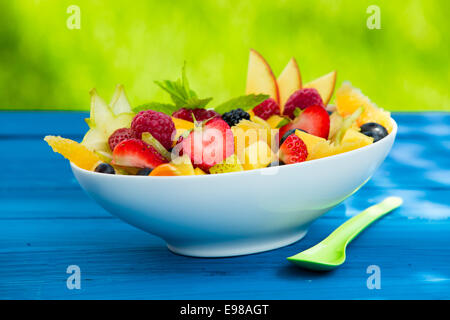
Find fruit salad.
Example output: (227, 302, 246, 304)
(45, 50, 393, 176)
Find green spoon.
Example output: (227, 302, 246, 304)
(287, 197, 403, 271)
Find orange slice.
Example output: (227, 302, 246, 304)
(45, 136, 101, 170)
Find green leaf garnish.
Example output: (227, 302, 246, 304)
(214, 94, 269, 114)
(154, 63, 212, 110)
(132, 102, 178, 115)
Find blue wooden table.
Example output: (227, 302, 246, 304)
(0, 112, 449, 300)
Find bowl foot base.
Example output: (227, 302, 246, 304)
(166, 229, 308, 258)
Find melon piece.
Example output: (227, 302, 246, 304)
(294, 130, 328, 160)
(239, 140, 274, 171)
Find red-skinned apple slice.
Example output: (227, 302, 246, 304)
(245, 49, 279, 103)
(303, 71, 337, 105)
(277, 57, 302, 114)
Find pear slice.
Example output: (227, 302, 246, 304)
(277, 57, 302, 113)
(245, 49, 279, 103)
(303, 71, 337, 105)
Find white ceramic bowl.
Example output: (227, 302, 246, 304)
(71, 120, 397, 257)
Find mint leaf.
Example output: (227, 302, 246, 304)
(154, 63, 212, 109)
(133, 102, 177, 115)
(184, 97, 213, 109)
(214, 94, 269, 114)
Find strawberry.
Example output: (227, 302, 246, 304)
(279, 134, 308, 164)
(279, 105, 330, 140)
(112, 139, 168, 168)
(181, 117, 234, 172)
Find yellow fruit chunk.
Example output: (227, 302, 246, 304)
(209, 154, 244, 174)
(172, 117, 194, 131)
(232, 119, 276, 157)
(238, 140, 274, 171)
(294, 130, 328, 160)
(308, 128, 373, 160)
(266, 115, 285, 129)
(194, 167, 207, 175)
(171, 117, 194, 145)
(44, 136, 101, 171)
(335, 82, 392, 132)
(341, 128, 374, 145)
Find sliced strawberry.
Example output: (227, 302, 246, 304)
(279, 105, 330, 140)
(112, 139, 168, 168)
(181, 117, 234, 172)
(279, 134, 308, 164)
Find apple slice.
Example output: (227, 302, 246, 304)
(245, 49, 279, 103)
(277, 57, 302, 113)
(303, 71, 336, 105)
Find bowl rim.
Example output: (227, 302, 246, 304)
(71, 118, 397, 179)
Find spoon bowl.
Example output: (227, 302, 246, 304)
(287, 197, 403, 271)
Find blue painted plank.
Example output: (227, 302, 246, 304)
(0, 111, 449, 300)
(0, 217, 448, 299)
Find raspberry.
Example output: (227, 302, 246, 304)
(131, 110, 175, 150)
(172, 108, 193, 122)
(172, 108, 220, 122)
(253, 98, 280, 120)
(283, 88, 324, 119)
(108, 128, 135, 152)
(221, 108, 251, 127)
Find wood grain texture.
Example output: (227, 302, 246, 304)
(0, 112, 449, 299)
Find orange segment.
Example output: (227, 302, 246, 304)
(335, 82, 393, 132)
(151, 155, 195, 176)
(150, 164, 179, 176)
(44, 136, 101, 170)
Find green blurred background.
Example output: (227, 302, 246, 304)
(0, 0, 448, 111)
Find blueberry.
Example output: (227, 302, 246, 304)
(360, 122, 388, 142)
(95, 163, 115, 174)
(267, 161, 285, 167)
(280, 128, 306, 146)
(136, 168, 153, 176)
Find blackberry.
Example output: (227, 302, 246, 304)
(221, 108, 250, 127)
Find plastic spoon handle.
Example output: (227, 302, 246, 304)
(322, 197, 403, 247)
